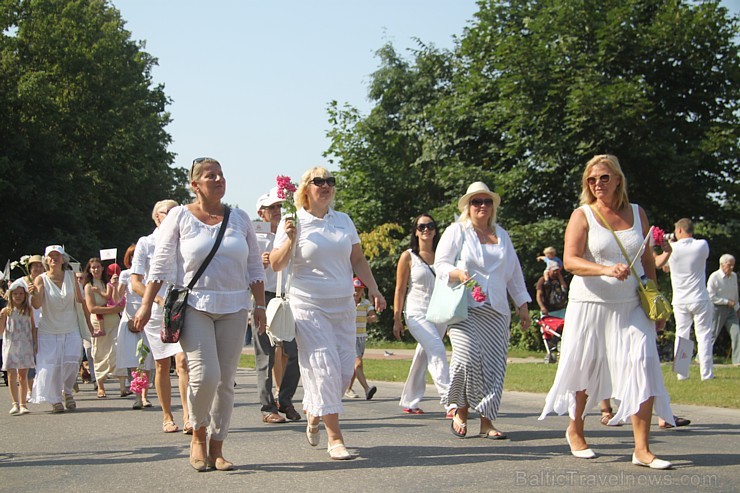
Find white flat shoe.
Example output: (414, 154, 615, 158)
(306, 423, 320, 447)
(327, 442, 353, 460)
(566, 431, 596, 459)
(632, 453, 672, 469)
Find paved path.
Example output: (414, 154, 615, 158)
(1, 368, 738, 492)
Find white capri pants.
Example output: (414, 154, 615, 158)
(399, 313, 450, 410)
(290, 294, 355, 417)
(33, 330, 82, 404)
(180, 306, 247, 441)
(673, 300, 715, 381)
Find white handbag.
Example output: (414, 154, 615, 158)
(265, 226, 297, 345)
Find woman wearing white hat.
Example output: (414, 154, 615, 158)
(435, 182, 531, 439)
(29, 245, 92, 412)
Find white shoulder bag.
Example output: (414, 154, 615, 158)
(265, 223, 297, 346)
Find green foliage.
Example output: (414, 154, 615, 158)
(327, 0, 739, 340)
(0, 0, 188, 262)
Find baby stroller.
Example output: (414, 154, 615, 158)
(537, 314, 564, 364)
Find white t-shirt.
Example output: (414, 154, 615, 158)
(255, 228, 286, 294)
(273, 207, 360, 299)
(130, 229, 167, 299)
(148, 206, 265, 314)
(667, 237, 710, 304)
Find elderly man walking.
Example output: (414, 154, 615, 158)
(707, 254, 739, 366)
(655, 218, 714, 380)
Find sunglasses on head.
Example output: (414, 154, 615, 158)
(586, 174, 611, 186)
(190, 157, 216, 179)
(416, 222, 436, 232)
(470, 198, 494, 207)
(310, 177, 336, 187)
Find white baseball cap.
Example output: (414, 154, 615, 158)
(256, 187, 284, 212)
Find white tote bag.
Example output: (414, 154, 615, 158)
(265, 226, 297, 345)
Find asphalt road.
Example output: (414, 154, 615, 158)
(1, 366, 738, 493)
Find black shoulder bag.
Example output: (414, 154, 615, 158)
(161, 206, 231, 343)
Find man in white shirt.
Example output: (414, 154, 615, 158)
(253, 189, 301, 423)
(707, 254, 739, 366)
(655, 218, 714, 380)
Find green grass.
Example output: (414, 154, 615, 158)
(239, 355, 740, 409)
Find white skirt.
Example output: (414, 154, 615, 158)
(539, 299, 674, 425)
(142, 303, 183, 360)
(116, 313, 154, 371)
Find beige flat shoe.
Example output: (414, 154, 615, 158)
(327, 442, 353, 460)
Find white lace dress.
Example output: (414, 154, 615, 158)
(539, 204, 674, 425)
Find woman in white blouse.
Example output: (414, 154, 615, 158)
(435, 182, 531, 439)
(271, 166, 386, 461)
(134, 158, 266, 472)
(393, 213, 450, 415)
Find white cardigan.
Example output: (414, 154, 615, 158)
(434, 221, 530, 315)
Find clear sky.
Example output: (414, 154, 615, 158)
(112, 0, 738, 216)
(112, 0, 480, 214)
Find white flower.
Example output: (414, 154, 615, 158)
(10, 261, 18, 269)
(20, 255, 30, 265)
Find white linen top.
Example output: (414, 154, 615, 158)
(434, 221, 530, 315)
(568, 204, 644, 303)
(667, 237, 710, 304)
(119, 269, 141, 319)
(131, 229, 167, 299)
(707, 269, 739, 309)
(38, 271, 77, 334)
(404, 250, 436, 316)
(273, 207, 360, 299)
(148, 206, 265, 314)
(255, 229, 286, 294)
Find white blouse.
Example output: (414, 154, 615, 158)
(404, 250, 436, 316)
(273, 207, 360, 299)
(434, 221, 530, 315)
(148, 206, 265, 314)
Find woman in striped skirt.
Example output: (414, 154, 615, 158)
(434, 182, 531, 439)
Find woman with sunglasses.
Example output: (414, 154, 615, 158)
(539, 155, 674, 469)
(393, 214, 451, 415)
(435, 182, 531, 440)
(271, 166, 386, 461)
(134, 158, 266, 472)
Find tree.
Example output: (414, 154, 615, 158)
(0, 0, 188, 264)
(326, 0, 739, 339)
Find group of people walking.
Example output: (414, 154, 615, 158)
(2, 153, 736, 472)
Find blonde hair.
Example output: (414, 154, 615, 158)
(579, 154, 630, 211)
(458, 197, 497, 227)
(151, 199, 178, 223)
(295, 166, 334, 210)
(543, 246, 556, 255)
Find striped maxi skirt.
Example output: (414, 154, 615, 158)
(445, 303, 510, 420)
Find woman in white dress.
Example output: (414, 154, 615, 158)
(436, 182, 531, 439)
(539, 154, 674, 469)
(115, 244, 154, 409)
(271, 166, 386, 461)
(393, 213, 450, 415)
(130, 199, 191, 434)
(135, 157, 266, 472)
(29, 245, 91, 412)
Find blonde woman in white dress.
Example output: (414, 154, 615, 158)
(539, 154, 674, 470)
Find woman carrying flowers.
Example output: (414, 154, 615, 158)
(434, 182, 531, 439)
(271, 167, 386, 460)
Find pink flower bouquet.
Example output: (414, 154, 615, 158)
(129, 339, 151, 395)
(276, 175, 298, 218)
(464, 279, 487, 303)
(652, 226, 667, 254)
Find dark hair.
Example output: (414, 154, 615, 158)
(83, 257, 110, 286)
(410, 213, 439, 255)
(123, 244, 136, 269)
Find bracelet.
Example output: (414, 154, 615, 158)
(254, 305, 266, 310)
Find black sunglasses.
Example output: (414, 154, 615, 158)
(190, 157, 217, 180)
(310, 177, 336, 187)
(587, 174, 611, 186)
(470, 198, 494, 207)
(416, 222, 436, 232)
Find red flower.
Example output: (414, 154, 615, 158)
(652, 226, 665, 246)
(472, 285, 487, 303)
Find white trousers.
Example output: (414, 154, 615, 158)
(291, 295, 355, 417)
(180, 307, 247, 441)
(33, 330, 82, 404)
(673, 300, 715, 380)
(399, 313, 450, 409)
